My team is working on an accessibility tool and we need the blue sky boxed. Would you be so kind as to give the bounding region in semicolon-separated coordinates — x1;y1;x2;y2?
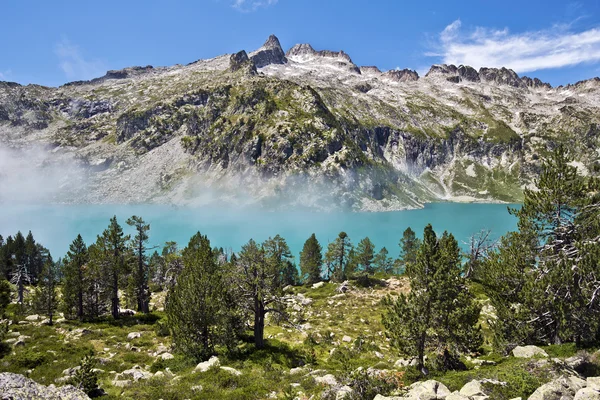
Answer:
2;0;600;87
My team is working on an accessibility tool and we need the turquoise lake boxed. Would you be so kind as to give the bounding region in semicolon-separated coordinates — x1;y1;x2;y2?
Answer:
0;203;518;260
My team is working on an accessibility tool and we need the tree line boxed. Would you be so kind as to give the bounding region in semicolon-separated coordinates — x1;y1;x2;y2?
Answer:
0;209;420;357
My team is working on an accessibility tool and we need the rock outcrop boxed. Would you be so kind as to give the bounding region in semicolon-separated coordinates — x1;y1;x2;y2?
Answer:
382;69;419;82
0;372;90;400
286;43;360;73
479;67;523;87
249;34;287;68
229;50;257;75
512;345;549;359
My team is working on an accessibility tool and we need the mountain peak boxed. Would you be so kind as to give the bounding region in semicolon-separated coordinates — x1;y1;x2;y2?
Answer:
286;43;316;57
382;68;419;82
250;34;287;68
263;34;283;50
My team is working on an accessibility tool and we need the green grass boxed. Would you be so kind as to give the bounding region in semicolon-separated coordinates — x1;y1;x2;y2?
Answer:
2;282;599;399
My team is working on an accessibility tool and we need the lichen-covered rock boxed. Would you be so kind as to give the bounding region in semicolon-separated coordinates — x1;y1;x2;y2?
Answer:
0;372;90;400
574;388;600;400
512;345;549;358
528;376;587;400
404;380;451;399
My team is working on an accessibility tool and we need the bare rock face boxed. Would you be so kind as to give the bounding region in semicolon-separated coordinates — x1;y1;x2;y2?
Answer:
360;66;382;75
229;50;257;75
0;372;90;400
521;76;552;89
457;65;480;82
479;67;524;87
425;64;479;83
425;64;459;77
382;68;419;82
286;43;317;57
286;43;360;73
249;34;288;68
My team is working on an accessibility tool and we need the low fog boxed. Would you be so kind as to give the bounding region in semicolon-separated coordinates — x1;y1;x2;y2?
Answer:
0;145;88;204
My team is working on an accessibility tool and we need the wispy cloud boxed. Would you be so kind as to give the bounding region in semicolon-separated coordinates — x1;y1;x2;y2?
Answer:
232;0;278;12
429;19;600;73
54;38;106;81
0;70;11;80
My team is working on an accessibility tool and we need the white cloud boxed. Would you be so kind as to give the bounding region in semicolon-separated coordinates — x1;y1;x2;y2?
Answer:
232;0;278;12
431;19;600;73
54;38;106;81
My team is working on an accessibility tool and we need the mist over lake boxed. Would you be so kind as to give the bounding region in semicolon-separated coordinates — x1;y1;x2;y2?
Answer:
0;202;517;259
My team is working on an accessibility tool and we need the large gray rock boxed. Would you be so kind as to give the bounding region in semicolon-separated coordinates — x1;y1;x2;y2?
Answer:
512;345;549;358
195;356;220;372
119;365;152;381
446;393;470;400
588;377;600;391
460;380;488;399
0;372;90;399
574;388;600;400
315;374;338;386
404;380;451;399
528;376;587;400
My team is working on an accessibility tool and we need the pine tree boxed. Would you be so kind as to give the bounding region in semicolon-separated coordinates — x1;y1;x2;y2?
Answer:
127;216;151;313
166;232;240;360
482;146;600;346
234;238;286;349
300;233;323;284
1;236;14;280
398;227;420;273
62;235;88;320
263;234;294;286
84;240;111;318
68;351;99;396
325;232;352;282
10;232;31;305
0;279;10;317
148;251;163;289
383;224;482;374
24;231;41;284
355;237;376;276
161;242;182;288
90;216;130;319
32;257;59;325
0;235;5;280
373;247;394;274
282;260;300;286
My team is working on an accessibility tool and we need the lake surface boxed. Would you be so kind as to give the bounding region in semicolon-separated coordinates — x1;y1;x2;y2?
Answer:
0;203;518;260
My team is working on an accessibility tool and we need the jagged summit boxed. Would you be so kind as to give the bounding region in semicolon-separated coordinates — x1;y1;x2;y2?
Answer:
382;68;419;82
360;66;382;75
425;63;552;88
2;34;600;211
262;34;283;50
249;34;287;68
286;43;354;64
285;42;360;74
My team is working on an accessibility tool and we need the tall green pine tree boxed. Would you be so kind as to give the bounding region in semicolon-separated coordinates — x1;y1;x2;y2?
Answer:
383;224;482;373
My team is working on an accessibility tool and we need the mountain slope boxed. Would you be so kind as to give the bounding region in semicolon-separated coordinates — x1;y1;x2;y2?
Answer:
1;35;599;210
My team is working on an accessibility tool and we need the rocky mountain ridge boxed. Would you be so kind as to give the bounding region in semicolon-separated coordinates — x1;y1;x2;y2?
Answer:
0;34;599;210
